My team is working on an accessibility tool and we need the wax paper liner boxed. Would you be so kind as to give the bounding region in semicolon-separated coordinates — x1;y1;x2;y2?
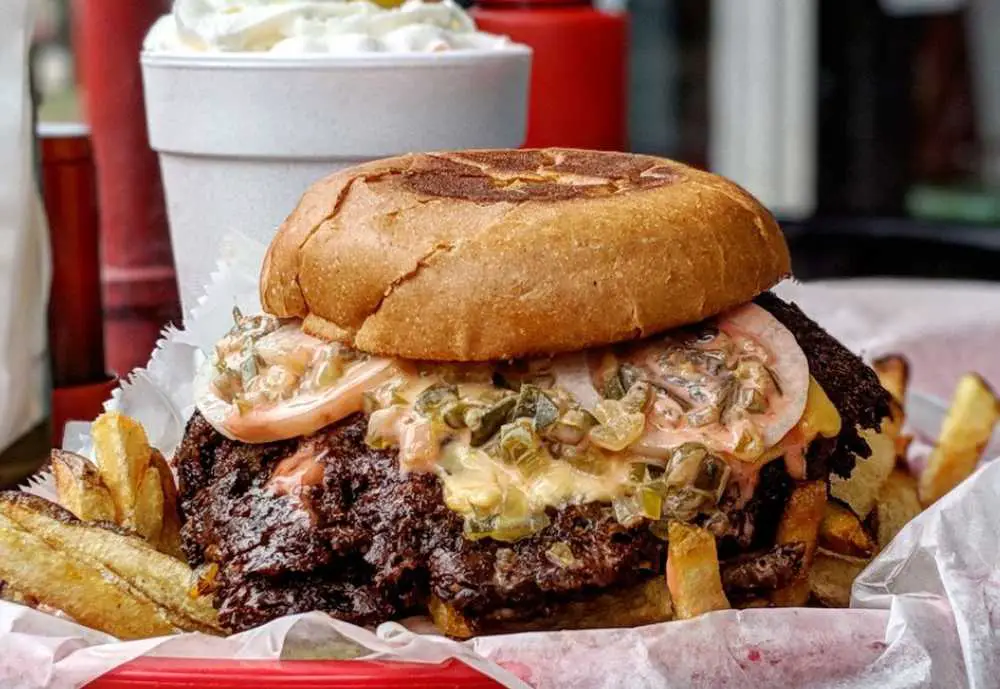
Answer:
7;232;1000;689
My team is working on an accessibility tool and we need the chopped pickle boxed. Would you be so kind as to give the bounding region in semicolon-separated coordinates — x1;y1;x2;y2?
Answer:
589;399;645;452
665;443;708;487
564;449;606;476
604;374;626;400
662;487;707;522
545;542;578;568
470;396;516;446
511;385;560;430
441;399;477;429
497;419;549;475
693;455;730;498
639;486;663;520
620;381;652;413
612;494;645;526
627;462;648;484
547;408;597;445
414;383;459;417
617;363;644;393
239;343;259;389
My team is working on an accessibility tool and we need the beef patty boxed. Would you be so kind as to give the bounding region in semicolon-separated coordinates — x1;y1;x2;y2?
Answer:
175;295;890;632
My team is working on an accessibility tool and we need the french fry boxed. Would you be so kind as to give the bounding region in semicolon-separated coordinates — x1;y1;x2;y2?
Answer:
92;411;155;529
51;450;116;523
0;511;179;640
133;463;166;546
873;354;909;404
883;398;904;444
0;493;222;635
818;501;875;558
0;580;33;606
894;434;913;466
666;521;729;619
809;549;869;608
875;469;923;550
150;450;185;559
830;426;896;519
919;374;1000;506
771;480;826;606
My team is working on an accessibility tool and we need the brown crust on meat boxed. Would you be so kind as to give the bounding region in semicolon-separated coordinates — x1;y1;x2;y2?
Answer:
755;292;893;476
261;149;790;361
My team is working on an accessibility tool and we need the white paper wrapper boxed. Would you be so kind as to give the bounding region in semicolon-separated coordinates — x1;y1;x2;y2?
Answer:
6;234;1000;688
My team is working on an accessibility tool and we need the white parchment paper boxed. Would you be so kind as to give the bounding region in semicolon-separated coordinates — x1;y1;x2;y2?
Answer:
6;234;1000;688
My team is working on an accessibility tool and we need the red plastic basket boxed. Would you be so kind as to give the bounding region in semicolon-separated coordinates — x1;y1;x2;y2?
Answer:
89;657;507;688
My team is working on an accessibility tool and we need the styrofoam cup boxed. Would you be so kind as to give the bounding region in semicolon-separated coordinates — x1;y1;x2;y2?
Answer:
141;49;531;314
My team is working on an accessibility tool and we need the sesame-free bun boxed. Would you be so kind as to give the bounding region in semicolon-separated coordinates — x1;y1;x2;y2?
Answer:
260;149;790;361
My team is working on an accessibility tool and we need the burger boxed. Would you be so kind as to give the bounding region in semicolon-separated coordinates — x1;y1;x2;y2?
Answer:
176;149;892;637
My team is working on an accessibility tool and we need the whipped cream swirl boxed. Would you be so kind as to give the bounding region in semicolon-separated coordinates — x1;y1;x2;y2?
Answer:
144;0;515;54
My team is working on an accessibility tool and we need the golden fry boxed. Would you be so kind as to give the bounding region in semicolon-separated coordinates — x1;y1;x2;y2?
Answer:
150;450;185;559
818;501;875;558
772;480;827;606
895;435;913;466
133;463;165;546
830;426;896;519
92;411;154;529
0;510;178;640
51;450;115;523
919;374;1000;506
883;398;904;443
809;549;869;608
0;493;223;635
875;469;923;550
873;354;910;404
667;521;729;619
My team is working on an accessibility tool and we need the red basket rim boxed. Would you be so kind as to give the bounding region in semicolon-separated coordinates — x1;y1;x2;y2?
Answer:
88;657;507;689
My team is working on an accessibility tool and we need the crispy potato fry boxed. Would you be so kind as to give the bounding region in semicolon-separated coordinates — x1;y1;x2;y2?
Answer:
809;549;869;608
92;411;154;529
830;426;896;519
51;449;116;523
873;354;910;404
667;521;729;619
0;510;178;640
883;398;904;443
133;463;165;546
919;374;1000;506
819;501;875;558
0;493;223;635
150;450;184;559
875;469;923;550
771;481;826;606
0;580;33;606
895;435;913;466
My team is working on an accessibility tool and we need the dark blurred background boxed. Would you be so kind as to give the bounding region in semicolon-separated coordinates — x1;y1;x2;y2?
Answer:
30;0;1000;380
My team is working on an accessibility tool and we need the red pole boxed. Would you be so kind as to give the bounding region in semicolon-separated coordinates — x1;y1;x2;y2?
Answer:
71;0;180;377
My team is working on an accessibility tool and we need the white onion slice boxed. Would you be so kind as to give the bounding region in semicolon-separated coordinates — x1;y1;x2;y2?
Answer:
634;303;810;457
194;353;401;444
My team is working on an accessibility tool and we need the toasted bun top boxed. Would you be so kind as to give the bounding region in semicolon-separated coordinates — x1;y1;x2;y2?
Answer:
260;149;790;361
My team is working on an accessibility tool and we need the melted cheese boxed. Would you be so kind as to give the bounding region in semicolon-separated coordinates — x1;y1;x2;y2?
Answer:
755;376;842;481
438;377;843;521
